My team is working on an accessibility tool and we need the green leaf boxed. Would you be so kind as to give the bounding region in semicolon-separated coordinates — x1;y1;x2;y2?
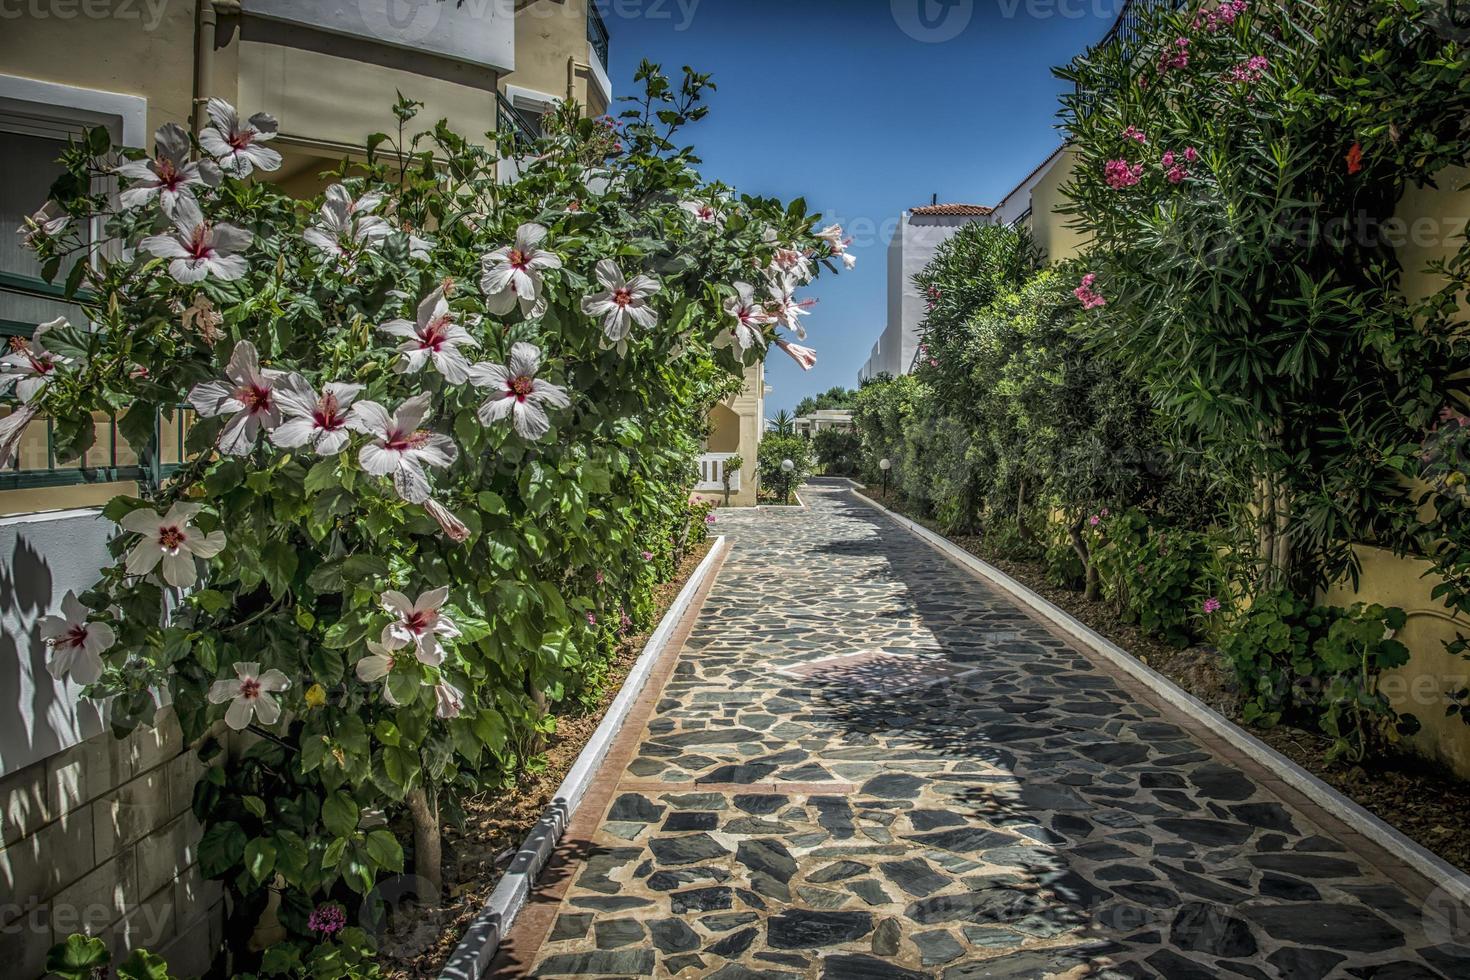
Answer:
365;829;404;872
116;949;174;980
198;820;247;878
244;836;277;883
46;934;110;979
322;790;360;838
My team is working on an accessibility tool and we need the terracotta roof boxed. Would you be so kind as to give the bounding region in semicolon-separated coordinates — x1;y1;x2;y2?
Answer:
910;203;994;216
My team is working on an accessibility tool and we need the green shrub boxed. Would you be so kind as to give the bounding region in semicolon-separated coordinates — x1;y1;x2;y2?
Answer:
757;434;811;502
812;427;860;476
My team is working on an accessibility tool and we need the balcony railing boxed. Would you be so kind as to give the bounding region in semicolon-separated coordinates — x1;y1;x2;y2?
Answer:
587;3;610;72
1098;0;1183;50
0;404;189;495
496;91;540;154
695;452;741;493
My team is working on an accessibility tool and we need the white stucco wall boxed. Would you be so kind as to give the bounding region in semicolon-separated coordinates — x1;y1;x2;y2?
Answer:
0;509;113;778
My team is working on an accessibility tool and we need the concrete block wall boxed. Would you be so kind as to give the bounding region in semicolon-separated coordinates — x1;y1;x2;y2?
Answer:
0;707;223;979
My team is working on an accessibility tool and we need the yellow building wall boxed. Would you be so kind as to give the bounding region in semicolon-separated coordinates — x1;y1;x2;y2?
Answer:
506;0;609;115
697;359;764;508
1028;148;1089;263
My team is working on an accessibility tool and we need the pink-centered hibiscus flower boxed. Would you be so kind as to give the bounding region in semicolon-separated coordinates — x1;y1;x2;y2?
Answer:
208;661;290;730
304;184;391;266
480;222;561;320
139;196;252;283
119;501;227;588
770;246;813;284
766;279;816;340
724;282;774;351
355;631;408;705
199;98;281;177
380;586;460;666
815;224;857;270
17;201;69;247
378;287;478;383
468;342;570;441
350;393;458;504
0;318;70;404
680;200;723;226
187;340;287;455
270;376;363;456
39;590;115;685
115;122;220;216
581;259;661;347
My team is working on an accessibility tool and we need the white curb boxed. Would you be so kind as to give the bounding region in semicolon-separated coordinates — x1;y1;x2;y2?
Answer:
439;535;730;979
851;489;1470;910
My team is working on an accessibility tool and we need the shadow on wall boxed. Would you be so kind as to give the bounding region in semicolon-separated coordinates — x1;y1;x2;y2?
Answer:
0;510;115;776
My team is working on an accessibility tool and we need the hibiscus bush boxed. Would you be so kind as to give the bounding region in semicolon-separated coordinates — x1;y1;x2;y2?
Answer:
9;64;848;972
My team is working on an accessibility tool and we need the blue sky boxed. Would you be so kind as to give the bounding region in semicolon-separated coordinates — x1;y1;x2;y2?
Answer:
605;0;1120;415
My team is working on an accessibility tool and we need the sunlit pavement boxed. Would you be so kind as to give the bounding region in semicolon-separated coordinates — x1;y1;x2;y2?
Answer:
514;482;1470;978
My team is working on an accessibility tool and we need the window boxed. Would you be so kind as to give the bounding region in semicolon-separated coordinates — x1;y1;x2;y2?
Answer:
0;75;150;515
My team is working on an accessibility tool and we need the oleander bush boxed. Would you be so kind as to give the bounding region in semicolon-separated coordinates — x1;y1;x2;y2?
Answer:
9;63;848;975
854;0;1470;762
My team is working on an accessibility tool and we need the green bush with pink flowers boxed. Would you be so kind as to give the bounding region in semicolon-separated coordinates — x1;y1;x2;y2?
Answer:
8;64;849;975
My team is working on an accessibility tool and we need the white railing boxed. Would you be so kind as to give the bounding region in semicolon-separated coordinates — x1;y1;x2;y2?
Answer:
696;452;741;492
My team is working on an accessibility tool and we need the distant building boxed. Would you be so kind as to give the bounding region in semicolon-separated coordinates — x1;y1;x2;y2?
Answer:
792;409;854;440
858;203;993;382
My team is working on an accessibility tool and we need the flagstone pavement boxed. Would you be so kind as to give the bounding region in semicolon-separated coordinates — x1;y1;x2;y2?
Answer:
508;482;1470;979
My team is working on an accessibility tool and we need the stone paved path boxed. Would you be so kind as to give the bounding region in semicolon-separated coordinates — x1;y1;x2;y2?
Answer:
515;484;1470;979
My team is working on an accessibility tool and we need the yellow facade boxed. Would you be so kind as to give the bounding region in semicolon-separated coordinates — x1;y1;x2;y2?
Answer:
697;359;764;508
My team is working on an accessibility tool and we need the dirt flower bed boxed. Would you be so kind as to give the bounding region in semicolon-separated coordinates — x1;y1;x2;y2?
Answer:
377;540;714;978
862;488;1470;876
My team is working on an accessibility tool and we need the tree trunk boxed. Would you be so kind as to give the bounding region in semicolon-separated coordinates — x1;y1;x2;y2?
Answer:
1068;517;1099;601
1016;476;1032;544
406;785;442;898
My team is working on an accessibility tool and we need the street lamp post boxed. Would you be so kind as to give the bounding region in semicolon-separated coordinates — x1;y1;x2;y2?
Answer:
879;457;891;499
780;458;794;504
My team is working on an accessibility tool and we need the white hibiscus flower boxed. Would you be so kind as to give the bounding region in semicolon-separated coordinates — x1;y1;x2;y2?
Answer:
680;200;723;226
349;393;458;504
38;590;115;685
434;679;465;719
304;184;391;266
581;259;661;348
0;318;70;404
199;98;281;176
119;502;227;588
380;586;460;666
139;196;252;283
17;201;70;248
187;341;287;455
378;287;478;384
815;223;857;269
115;122;220;216
479;223;562;320
208;661;290;730
270;375;363;456
776;338;818;371
723;282;774;351
467;342;570;441
356;631;408;705
766;278;816;340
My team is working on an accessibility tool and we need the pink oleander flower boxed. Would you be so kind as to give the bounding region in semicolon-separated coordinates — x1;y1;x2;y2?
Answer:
1104;159;1143;190
1184;146;1199;164
595;570;606;585
620;610;633;634
640;550;654;561
1227;55;1270;84
1166;165;1188;185
1122;125;1147;145
1203;597;1222;615
705;513;717;525
1195;0;1247;31
1101;507;1110;517
1157;37;1189;72
1089;514;1101;527
308;903;347;937
586;611;598;627
1074;273;1107;310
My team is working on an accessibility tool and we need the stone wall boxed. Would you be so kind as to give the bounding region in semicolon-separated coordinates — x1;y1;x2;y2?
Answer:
0;708;223;979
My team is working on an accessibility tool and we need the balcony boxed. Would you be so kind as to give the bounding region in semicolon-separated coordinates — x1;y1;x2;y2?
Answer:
695;452;741;493
587;3;611;73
